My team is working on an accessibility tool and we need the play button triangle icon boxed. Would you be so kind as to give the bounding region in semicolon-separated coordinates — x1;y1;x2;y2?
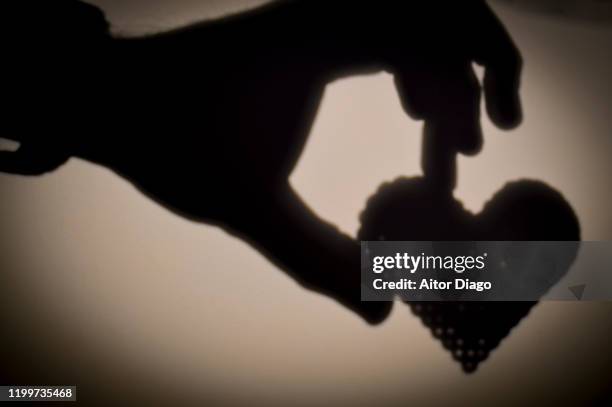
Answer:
568;284;586;300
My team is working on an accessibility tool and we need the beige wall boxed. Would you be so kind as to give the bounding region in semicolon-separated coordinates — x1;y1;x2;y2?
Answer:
1;1;612;405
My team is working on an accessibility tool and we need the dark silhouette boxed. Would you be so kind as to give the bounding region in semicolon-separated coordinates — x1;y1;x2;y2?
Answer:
358;172;580;372
1;0;523;324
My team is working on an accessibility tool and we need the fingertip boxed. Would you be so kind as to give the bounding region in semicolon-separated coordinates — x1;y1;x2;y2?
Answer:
471;0;524;130
486;95;523;130
448;119;484;156
484;72;523;130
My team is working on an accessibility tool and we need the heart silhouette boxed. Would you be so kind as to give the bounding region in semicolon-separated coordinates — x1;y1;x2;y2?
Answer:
357;177;580;372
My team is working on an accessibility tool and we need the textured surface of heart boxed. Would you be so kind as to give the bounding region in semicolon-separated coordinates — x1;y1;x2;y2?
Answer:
358;177;580;372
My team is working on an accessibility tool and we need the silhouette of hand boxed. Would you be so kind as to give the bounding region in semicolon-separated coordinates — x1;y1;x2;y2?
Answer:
229;1;523;189
0;0;523;324
378;1;523;189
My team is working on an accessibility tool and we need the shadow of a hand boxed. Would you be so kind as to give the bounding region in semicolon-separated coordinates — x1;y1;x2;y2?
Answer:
1;0;523;324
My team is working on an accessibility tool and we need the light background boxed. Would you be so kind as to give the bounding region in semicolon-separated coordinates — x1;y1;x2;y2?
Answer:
1;1;612;405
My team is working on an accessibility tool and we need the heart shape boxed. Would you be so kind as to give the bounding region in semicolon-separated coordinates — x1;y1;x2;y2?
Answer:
357;177;580;372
